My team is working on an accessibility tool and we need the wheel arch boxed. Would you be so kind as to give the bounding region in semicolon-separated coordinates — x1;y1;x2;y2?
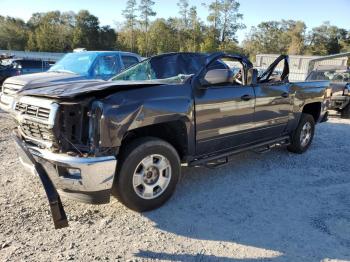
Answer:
302;102;322;123
119;120;190;162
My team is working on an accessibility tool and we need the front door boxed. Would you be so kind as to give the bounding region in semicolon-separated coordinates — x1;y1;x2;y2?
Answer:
194;83;255;156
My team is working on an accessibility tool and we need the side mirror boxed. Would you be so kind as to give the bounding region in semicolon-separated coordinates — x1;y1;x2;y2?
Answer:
247;68;258;85
200;69;233;87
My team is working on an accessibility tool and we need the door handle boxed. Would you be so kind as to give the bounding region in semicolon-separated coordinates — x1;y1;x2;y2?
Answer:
281;92;289;98
241;94;253;101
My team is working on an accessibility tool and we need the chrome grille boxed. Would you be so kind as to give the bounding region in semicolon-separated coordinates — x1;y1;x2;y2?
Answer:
2;83;24;96
15;102;51;120
20;120;54;141
15;97;58;148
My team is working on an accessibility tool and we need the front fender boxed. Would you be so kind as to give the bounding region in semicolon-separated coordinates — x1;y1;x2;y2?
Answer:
96;84;194;149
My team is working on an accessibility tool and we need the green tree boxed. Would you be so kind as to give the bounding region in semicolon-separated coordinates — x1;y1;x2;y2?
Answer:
26;32;37;51
242;20;306;60
138;0;156;56
187;6;203;52
166;17;185;51
203;0;221;51
200;34;218;52
206;0;221;39
72;10;100;50
0;16;28;50
242;21;283;60
175;0;191;51
122;0;138;51
98;26;117;50
147;19;178;54
340;31;350;52
284;20;306;55
177;0;190;29
219;0;244;43
203;0;245;52
306;22;348;55
26;11;74;52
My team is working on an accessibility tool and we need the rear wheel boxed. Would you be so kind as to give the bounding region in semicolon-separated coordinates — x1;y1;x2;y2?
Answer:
341;104;350;118
287;113;315;154
113;137;180;212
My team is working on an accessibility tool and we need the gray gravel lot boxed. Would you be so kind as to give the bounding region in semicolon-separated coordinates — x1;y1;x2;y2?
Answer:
0;110;350;262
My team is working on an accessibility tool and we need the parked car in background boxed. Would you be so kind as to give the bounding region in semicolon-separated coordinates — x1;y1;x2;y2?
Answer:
306;66;350;116
0;59;51;85
12;52;330;228
0;51;142;112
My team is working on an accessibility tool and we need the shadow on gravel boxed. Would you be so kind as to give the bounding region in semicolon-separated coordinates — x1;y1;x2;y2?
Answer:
139;121;350;261
136;250;275;261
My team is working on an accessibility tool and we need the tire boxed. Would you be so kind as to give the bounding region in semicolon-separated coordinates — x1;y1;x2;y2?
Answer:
341;104;350;118
287;113;315;154
112;137;181;212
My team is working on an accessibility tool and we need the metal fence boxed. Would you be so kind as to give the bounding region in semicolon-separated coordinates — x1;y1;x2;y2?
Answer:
0;50;65;62
255;54;349;81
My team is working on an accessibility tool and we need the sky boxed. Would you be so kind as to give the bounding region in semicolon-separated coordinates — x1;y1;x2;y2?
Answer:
0;0;349;44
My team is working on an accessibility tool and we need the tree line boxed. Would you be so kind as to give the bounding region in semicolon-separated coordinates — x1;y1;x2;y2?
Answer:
0;0;349;61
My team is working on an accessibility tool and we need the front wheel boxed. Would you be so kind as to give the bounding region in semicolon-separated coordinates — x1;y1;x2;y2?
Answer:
287;113;315;154
112;137;181;212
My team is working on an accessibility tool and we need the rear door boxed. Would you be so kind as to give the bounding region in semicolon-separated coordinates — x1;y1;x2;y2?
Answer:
253;55;292;140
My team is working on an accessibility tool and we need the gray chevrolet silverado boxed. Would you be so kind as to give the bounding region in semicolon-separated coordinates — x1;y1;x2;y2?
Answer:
12;52;330;228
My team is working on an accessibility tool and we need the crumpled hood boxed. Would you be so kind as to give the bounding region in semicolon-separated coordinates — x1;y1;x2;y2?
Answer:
18;79;165;99
3;71;87;90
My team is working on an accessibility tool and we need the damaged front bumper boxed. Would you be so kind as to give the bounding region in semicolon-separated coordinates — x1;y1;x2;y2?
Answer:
330;95;350;111
13;131;117;229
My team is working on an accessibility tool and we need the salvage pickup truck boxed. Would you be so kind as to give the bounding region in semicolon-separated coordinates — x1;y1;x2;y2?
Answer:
12;52;329;228
306;65;350;117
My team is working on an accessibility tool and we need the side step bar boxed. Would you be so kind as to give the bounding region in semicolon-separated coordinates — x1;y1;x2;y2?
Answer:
189;136;290;168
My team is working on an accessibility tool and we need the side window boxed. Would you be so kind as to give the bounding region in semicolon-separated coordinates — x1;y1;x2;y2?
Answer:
258;56;289;84
30;61;43;68
94;55;119;78
19;60;42;69
269;59;284;82
122;55;140;69
43;61;50;68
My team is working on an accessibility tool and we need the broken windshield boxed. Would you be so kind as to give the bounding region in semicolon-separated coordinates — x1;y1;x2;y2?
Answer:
112;53;209;84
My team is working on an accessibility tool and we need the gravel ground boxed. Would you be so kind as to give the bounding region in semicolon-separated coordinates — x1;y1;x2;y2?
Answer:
0;110;350;262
